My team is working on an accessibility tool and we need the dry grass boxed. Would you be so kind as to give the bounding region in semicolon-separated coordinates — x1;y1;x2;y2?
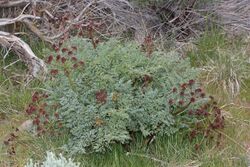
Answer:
212;0;250;35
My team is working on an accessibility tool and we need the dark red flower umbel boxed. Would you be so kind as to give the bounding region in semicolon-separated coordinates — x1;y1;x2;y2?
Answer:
180;83;187;90
79;61;85;66
71;46;77;51
55;48;59;52
33;117;40;125
39;108;46;115
56;55;61;61
195;88;202;93
73;63;79;69
61;57;67;64
32;92;39;102
47;55;53;64
200;93;206;98
190;97;195;103
188;110;193;115
95;89;107;104
68;51;73;56
172;87;177;93
62;48;68;53
168;99;174;105
26;105;37;115
71;56;77;61
178;100;184;106
180;91;185;96
78;31;83;36
188;79;195;86
50;69;59;76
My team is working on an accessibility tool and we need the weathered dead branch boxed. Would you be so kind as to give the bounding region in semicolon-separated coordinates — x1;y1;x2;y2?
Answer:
0;0;51;8
0;0;29;8
0;31;47;78
0;14;40;26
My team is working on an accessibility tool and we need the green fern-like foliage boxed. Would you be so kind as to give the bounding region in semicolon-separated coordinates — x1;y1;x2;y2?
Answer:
41;38;204;154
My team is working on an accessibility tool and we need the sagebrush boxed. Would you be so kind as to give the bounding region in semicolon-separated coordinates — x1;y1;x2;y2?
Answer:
25;151;80;167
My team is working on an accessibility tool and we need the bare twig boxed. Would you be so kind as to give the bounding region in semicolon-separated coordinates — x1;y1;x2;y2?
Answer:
3;59;21;70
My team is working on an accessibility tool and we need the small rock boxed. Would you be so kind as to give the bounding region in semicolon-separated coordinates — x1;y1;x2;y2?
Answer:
18;119;34;132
